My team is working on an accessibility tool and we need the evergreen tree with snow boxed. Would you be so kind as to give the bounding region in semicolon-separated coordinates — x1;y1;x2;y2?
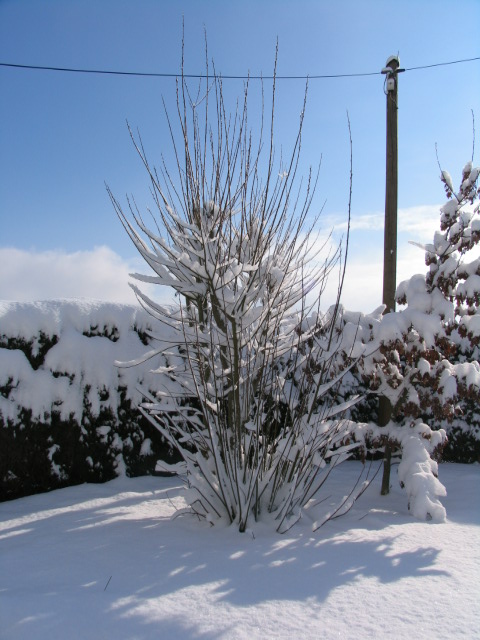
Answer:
306;161;479;518
395;161;480;461
354;160;480;513
376;161;480;447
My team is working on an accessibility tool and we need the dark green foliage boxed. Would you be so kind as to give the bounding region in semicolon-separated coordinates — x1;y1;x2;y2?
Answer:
0;325;179;502
82;324;120;342
0;398;178;501
132;324;152;346
0;332;58;370
441;424;480;463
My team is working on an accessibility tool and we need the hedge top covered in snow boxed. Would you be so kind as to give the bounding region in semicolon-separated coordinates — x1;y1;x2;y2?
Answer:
0;299;151;343
0;298;169;422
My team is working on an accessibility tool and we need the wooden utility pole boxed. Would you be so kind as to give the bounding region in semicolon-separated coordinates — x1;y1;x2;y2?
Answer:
379;55;404;495
382;55;401;314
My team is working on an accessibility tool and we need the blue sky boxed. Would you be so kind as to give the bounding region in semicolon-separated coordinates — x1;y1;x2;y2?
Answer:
1;0;479;311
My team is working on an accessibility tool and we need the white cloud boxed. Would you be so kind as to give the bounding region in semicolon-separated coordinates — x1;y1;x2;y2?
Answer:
317;256;384;313
0;215;435;315
326;203;441;239
397;204;442;237
0;246;162;305
311;203;441;311
314;235;430;313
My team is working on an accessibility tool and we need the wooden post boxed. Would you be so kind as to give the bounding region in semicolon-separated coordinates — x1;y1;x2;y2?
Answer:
379;55;403;495
382;55;400;315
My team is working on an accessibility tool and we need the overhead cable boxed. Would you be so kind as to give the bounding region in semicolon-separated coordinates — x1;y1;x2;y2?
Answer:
0;56;479;80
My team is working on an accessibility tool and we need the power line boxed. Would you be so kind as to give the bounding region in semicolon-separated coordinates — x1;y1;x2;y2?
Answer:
0;62;380;79
0;56;479;80
405;56;480;71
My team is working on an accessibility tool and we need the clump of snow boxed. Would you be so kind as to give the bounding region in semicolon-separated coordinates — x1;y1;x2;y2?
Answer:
352;419;447;522
441;169;454;193
140;438;153;456
396;430;447;522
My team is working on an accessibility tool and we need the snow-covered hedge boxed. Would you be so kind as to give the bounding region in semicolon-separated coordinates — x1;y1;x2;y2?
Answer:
0;295;473;519
0;299;178;501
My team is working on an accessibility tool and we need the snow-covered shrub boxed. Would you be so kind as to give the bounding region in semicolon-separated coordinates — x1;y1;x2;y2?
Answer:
109;57;368;533
0;300;178;501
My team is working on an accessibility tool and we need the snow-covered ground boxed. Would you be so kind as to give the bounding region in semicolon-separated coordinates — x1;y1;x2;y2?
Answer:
1;461;479;640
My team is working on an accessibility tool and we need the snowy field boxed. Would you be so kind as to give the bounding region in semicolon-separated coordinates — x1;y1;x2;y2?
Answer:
1;462;479;640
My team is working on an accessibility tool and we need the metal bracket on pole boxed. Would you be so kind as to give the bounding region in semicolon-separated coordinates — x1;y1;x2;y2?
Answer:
381;56;405;91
